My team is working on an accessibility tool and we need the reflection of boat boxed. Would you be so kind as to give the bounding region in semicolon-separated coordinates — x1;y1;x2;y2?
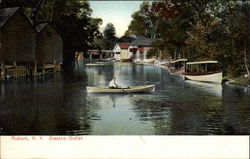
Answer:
169;59;188;76
183;61;222;84
87;85;155;93
185;80;222;97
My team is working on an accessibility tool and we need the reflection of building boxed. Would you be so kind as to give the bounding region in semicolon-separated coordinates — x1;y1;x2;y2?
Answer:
0;7;36;79
130;37;155;63
35;23;63;75
113;43;132;61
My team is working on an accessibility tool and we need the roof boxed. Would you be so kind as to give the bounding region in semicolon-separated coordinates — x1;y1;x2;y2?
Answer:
36;22;63;39
117;43;130;49
170;59;188;63
36;23;48;32
187;61;218;65
131;37;155;46
138;48;145;53
0;7;19;28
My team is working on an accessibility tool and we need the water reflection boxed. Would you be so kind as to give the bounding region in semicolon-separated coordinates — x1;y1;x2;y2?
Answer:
0;61;249;135
185;81;223;97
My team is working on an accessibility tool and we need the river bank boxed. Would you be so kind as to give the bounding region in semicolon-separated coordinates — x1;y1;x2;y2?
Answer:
223;75;250;89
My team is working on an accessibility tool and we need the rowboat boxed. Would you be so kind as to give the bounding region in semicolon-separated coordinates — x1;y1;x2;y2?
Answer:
183;61;222;84
86;63;105;66
87;85;155;93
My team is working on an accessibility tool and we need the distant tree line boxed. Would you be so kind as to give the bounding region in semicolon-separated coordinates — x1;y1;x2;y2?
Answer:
126;0;250;78
91;22;135;51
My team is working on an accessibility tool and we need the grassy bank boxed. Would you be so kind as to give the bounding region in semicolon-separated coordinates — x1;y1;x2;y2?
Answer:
223;75;250;86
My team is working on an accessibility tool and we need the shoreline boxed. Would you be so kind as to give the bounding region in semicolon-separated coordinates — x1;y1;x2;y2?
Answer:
224;82;250;90
158;63;250;90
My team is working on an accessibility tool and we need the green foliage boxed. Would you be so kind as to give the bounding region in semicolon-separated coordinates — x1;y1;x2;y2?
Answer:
147;48;158;58
127;0;250;77
125;2;153;38
91;37;106;50
103;23;117;49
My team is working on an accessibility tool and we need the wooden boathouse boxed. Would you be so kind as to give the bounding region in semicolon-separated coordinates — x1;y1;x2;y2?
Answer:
0;7;36;80
130;37;154;63
35;23;63;75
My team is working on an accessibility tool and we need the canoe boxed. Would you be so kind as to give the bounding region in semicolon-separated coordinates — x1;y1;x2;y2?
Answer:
183;72;222;84
87;85;155;93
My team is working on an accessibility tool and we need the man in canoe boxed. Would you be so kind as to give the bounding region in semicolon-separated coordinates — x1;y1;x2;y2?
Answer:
109;77;120;89
109;77;130;89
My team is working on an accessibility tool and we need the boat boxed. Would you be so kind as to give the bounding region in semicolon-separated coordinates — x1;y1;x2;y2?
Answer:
168;58;188;76
183;61;222;84
85;63;105;66
87;85;155;93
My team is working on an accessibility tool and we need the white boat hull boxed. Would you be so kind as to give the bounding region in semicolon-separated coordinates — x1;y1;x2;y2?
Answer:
169;69;185;77
87;85;155;93
184;72;222;84
86;63;105;66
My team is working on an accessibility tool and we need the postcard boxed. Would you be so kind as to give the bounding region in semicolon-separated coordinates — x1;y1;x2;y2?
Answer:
0;0;249;158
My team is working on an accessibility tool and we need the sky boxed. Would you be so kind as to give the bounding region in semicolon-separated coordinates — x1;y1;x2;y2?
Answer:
89;1;142;37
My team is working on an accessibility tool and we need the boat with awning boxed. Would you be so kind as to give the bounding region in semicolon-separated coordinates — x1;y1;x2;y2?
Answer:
183;61;222;84
168;58;188;76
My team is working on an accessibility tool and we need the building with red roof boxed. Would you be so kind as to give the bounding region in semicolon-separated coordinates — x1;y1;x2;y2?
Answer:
113;43;132;61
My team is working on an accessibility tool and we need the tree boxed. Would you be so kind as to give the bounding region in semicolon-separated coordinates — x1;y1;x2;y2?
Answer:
147;0;191;59
217;1;250;77
125;2;153;38
103;23;117;49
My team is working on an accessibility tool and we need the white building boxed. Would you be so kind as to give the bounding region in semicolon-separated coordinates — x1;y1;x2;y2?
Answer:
113;43;132;61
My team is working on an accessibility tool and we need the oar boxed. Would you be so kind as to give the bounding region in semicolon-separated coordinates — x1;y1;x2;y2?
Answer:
121;88;129;94
121;87;133;96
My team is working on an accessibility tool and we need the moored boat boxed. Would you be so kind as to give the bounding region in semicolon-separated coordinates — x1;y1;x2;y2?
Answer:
87;85;155;93
168;58;188;76
183;61;222;84
86;63;105;66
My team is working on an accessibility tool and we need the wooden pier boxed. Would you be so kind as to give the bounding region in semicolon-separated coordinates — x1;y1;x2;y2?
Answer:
33;63;61;76
0;62;61;80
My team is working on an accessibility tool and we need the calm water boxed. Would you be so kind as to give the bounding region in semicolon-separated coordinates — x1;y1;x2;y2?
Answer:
0;61;250;135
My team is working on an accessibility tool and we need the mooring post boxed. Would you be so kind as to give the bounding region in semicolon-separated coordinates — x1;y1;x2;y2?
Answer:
42;63;45;75
1;61;5;80
14;60;17;78
90;52;92;60
100;53;103;60
33;60;37;76
53;60;56;73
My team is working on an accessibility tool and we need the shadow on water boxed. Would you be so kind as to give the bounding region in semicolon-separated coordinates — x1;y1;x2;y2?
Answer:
0;66;94;135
